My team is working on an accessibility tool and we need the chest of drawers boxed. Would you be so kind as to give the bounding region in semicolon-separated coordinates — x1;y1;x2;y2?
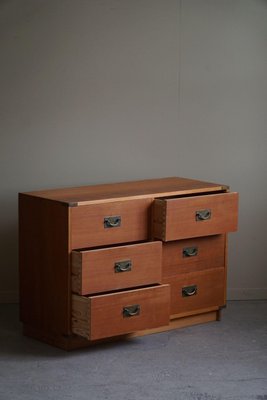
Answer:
19;177;238;350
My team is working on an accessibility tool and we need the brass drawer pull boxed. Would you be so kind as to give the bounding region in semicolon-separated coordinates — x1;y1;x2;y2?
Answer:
183;246;198;257
195;209;211;221
114;260;132;273
123;304;140;318
182;285;197;297
104;216;121;228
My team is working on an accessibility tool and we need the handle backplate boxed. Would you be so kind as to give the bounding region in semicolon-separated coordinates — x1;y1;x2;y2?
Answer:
182;285;197;297
183;246;198;257
195;209;211;221
114;259;132;273
123;304;140;318
104;215;121;228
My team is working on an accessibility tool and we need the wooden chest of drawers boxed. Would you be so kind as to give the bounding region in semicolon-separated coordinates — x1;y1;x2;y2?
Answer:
19;177;238;350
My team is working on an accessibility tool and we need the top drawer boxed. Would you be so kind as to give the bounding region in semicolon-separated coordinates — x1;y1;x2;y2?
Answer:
70;198;152;249
153;192;238;241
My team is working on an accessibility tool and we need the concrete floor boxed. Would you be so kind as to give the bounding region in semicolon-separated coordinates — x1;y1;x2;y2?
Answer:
0;301;266;400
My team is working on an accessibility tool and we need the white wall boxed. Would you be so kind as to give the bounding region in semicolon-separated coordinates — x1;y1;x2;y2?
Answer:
0;0;266;302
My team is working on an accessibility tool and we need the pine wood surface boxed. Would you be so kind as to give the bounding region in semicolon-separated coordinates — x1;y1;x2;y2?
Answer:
153;192;238;241
162;234;225;277
19;194;71;335
129;310;218;338
72;284;170;341
21;177;227;206
163;267;225;315
72;241;162;295
223;235;229;304
170;305;219;320
19;176;237;350
70;198;152;249
23;308;219;350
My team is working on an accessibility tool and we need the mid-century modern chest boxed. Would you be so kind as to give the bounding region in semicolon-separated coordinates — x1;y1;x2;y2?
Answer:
19;177;238;350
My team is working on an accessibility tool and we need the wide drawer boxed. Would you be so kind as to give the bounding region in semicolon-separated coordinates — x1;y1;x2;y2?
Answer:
72;284;170;341
163;268;225;316
72;241;162;295
153;192;238;241
70;198;152;249
162;235;225;278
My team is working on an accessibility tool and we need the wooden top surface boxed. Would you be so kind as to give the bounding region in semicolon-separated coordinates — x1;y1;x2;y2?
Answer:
21;177;228;206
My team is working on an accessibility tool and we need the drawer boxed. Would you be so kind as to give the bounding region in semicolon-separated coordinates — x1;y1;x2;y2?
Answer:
70;198;152;249
162;235;225;278
72;241;162;295
163;268;225;316
153;192;238;241
72;284;170;340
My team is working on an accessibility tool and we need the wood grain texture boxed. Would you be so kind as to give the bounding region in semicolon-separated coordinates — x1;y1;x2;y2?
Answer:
72;285;170;340
19;194;71;335
224;235;229;304
129;310;218;337
72;295;91;339
163;268;225;315
71;241;162;295
71;251;82;294
170;306;219;320
19;176;237;350
152;199;166;240
21;177;227;206
162;235;225;277
153;192;238;241
22;323;95;351
23;308;219;350
70;198;152;249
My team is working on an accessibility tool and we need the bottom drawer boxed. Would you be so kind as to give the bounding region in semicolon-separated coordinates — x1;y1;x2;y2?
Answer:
163;268;225;316
72;285;170;341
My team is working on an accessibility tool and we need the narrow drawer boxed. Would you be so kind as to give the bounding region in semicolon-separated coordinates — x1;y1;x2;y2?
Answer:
163;268;225;316
153;192;238;241
162;235;225;278
70;198;152;249
72;241;162;295
72;284;170;341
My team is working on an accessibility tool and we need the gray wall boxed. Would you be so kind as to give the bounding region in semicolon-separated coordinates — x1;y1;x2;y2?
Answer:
1;0;266;302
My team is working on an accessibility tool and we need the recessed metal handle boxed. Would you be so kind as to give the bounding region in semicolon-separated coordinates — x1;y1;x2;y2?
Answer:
123;304;140;318
104;215;121;228
195;209;211;221
183;246;198;257
114;260;132;273
182;285;197;297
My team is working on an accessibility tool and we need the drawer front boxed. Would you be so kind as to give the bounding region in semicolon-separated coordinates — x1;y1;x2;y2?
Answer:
163;268;225;316
70;198;152;249
153;192;238;241
72;241;162;295
162;235;225;278
72;285;170;341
